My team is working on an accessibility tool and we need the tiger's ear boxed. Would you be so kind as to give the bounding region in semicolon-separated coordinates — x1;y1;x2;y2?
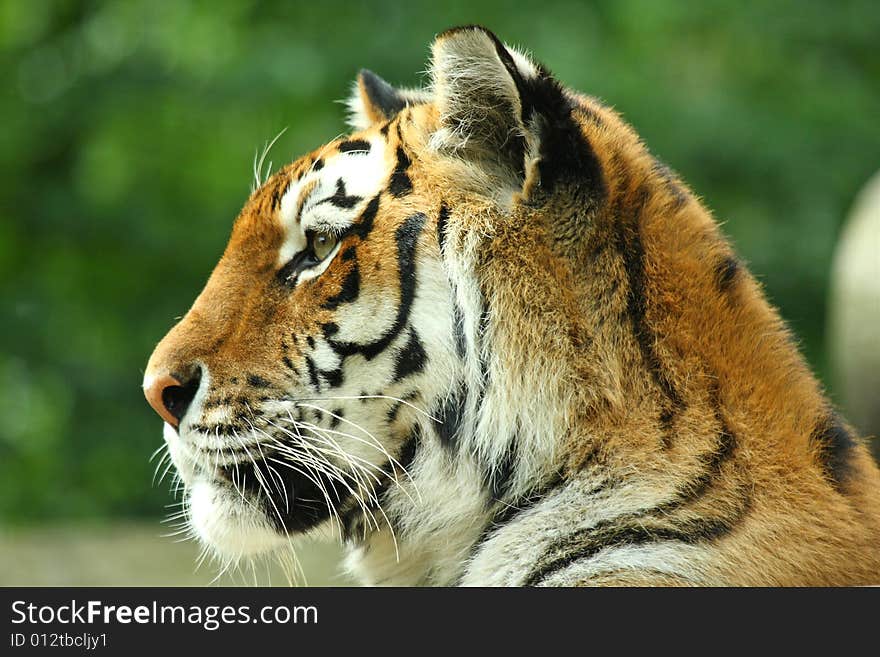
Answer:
346;69;430;130
428;26;544;182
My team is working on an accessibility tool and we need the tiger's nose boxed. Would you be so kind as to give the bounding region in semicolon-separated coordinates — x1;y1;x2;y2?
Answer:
143;367;202;429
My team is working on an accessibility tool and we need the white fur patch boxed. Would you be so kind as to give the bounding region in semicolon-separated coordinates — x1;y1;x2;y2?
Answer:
344;78;374;133
507;46;539;79
276;137;388;269
344;76;432;131
537;543;715;586
189;480;287;558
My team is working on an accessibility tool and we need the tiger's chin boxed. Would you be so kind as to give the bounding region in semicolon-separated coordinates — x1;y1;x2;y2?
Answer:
162;423;288;559
163;422;342;560
188;479;288;559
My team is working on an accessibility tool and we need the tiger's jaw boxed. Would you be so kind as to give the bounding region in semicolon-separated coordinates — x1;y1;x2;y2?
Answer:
188;480;287;559
161;422;287;559
161;414;349;559
151;366;364;559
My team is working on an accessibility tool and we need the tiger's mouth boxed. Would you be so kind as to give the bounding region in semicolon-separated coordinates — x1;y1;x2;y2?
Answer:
160;415;375;558
155;388;421;561
214;454;346;533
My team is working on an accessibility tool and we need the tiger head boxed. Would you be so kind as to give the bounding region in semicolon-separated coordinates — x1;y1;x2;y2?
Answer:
143;26;678;579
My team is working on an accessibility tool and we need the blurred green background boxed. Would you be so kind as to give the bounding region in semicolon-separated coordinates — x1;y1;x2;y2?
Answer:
1;0;878;584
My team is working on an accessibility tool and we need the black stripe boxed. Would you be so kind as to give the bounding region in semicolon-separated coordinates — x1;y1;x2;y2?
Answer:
435;382;467;450
439;205;467;360
659;410;736;510
811;413;857;489
322;263;360;310
485;436;518;501
523;516;741;587
339;502;367;541
389;146;413;197
322;367;344;388
386;391;418;425
325;213;426;361
303;354;344;390
484;30;535;126
397;426;420;472
318;178;362;209
304;356;320;391
392;328;427;382
386;402;402;424
495;59;606;199
270;179;290;211
478;304;491;379
191;421;249;435
246;374;271;389
351;194;379;240
337;139;371;154
614;192;685;419
651;159;687;209
471;299;492;418
715;255;740;294
437;203;450;253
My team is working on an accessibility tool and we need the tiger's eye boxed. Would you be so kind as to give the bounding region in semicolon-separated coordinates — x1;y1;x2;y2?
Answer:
311;232;338;261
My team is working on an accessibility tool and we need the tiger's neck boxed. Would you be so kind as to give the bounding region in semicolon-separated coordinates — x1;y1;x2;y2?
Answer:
341;432;495;586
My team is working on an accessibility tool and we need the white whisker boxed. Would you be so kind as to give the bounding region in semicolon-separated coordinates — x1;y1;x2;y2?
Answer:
252;127;288;192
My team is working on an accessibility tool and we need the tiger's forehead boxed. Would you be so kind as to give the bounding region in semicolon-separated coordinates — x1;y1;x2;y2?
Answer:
275;136;391;265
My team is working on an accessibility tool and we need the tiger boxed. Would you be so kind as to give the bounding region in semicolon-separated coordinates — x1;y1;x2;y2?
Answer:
143;26;880;586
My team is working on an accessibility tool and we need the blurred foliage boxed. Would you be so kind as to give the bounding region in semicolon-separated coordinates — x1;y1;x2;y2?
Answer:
1;0;878;522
